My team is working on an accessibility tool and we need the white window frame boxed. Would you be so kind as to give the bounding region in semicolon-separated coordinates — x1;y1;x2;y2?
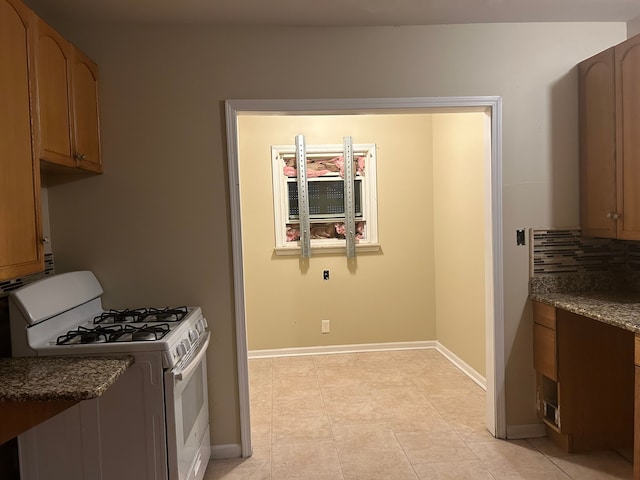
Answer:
271;142;380;255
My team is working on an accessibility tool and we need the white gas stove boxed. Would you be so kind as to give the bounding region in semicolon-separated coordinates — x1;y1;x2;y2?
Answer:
8;271;211;480
9;271;206;368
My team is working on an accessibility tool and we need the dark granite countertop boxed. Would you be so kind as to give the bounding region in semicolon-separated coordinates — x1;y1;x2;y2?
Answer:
0;356;134;402
530;292;640;334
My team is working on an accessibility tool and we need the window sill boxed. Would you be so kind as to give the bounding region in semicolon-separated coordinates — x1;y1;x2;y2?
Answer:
274;243;381;256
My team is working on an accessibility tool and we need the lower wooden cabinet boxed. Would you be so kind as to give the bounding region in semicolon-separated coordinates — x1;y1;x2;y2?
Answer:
532;301;634;454
533;322;557;381
532;302;565;447
634;337;640;479
532;301;558;383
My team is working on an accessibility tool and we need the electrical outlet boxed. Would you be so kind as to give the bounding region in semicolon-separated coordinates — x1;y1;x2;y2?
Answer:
321;319;330;334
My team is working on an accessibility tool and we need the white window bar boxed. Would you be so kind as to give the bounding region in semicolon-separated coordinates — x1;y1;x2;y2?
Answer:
343;136;356;258
295;134;311;257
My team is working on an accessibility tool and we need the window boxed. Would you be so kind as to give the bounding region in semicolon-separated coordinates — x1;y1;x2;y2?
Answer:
271;142;379;254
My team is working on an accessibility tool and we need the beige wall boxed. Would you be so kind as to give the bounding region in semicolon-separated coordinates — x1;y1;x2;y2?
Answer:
628;17;640;37
238;112;488;380
238;114;436;350
39;21;627;446
433;113;487;377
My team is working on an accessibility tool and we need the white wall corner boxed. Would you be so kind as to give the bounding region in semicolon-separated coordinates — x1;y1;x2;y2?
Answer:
210;443;243;460
506;423;546;440
435;341;486;389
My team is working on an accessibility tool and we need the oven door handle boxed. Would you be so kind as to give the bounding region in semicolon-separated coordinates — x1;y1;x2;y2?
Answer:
174;331;210;382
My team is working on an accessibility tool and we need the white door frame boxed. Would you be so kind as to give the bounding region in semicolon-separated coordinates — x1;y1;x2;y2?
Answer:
224;97;505;457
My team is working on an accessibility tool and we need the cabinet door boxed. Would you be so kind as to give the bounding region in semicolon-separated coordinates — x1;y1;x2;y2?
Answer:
635;336;640;479
532;300;556;330
557;309;634;452
578;48;617;238
532;301;558;381
533;323;557;381
33;16;75;168
616;35;640;240
0;0;44;280
72;49;102;173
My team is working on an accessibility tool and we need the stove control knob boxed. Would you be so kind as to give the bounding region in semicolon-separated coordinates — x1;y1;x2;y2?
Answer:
189;329;199;343
195;320;205;334
176;342;188;358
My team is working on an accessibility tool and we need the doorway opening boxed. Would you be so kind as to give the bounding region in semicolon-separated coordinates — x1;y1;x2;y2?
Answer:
225;97;504;457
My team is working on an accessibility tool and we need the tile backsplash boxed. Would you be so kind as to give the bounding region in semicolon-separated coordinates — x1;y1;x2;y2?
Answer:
529;228;640;294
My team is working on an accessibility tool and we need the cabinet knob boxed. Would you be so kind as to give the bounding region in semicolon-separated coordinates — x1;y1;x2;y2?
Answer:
74;153;86;161
607;213;620;220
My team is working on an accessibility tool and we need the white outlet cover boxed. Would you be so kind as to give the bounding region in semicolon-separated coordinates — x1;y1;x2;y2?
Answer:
321;320;330;333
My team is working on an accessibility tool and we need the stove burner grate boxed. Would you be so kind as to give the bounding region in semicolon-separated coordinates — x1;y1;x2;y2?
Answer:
144;306;188;323
57;325;124;345
130;324;170;342
57;323;171;345
93;306;188;324
94;308;147;324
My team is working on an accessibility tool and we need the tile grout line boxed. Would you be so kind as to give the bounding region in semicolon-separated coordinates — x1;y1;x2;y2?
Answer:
269;359;274;480
312;354;347;480
528;441;575;479
242;351;632;480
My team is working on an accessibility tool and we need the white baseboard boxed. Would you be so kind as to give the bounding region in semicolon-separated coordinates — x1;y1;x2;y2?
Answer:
248;340;437;358
435;341;486;390
210;443;242;459
506;423;546;439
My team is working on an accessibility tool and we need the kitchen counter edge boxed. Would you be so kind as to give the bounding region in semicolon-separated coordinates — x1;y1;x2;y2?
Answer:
0;355;134;402
530;292;640;334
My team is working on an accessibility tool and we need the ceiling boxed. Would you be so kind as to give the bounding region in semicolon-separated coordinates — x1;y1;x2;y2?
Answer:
23;0;640;27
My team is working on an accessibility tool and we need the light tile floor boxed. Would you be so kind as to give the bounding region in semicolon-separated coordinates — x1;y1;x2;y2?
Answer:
204;349;633;479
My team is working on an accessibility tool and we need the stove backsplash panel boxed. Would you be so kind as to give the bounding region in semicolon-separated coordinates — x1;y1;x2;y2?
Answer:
0;253;54;357
529;228;640;294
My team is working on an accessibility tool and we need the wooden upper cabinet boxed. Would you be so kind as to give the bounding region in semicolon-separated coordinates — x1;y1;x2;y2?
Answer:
579;34;640;240
578;48;617;238
33;18;75;167
615;35;640;240
33;15;102;173
0;0;44;280
72;51;101;172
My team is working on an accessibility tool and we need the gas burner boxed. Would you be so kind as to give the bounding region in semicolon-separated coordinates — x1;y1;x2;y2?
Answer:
93;306;188;324
144;307;188;323
57;325;124;345
94;308;147;324
57;323;173;345
81;331;107;344
129;324;171;341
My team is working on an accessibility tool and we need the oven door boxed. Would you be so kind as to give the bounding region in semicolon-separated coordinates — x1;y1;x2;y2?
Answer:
164;331;211;480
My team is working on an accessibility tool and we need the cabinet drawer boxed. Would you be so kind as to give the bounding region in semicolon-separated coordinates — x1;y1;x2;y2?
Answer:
533;301;556;330
534;323;557;381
